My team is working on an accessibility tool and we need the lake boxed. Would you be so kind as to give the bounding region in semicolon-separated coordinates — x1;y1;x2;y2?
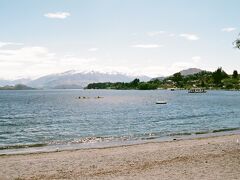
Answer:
0;89;239;153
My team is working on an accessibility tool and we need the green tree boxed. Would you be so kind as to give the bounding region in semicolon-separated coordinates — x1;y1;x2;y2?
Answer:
233;37;240;49
129;78;140;88
131;78;140;84
138;82;158;90
200;80;205;87
222;78;239;89
233;70;238;79
172;72;183;81
172;72;183;87
212;67;228;86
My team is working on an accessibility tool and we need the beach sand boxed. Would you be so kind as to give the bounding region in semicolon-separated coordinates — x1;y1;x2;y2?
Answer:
0;134;239;180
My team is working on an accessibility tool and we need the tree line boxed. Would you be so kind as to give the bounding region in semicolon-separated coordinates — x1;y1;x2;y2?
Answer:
86;68;240;90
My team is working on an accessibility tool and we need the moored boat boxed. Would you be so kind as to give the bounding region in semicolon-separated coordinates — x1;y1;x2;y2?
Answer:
188;88;206;93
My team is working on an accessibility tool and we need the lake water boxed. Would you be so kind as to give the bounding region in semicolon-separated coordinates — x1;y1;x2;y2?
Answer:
0;90;239;153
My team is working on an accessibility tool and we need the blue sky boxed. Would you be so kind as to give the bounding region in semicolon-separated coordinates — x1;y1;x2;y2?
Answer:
0;0;239;79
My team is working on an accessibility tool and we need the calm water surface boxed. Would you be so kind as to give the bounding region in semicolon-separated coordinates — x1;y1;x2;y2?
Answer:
0;90;239;152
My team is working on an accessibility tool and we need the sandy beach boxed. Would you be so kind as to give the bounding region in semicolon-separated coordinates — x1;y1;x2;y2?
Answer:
0;134;239;180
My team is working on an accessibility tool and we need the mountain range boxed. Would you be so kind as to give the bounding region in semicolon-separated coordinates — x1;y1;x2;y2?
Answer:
0;68;204;89
0;71;151;89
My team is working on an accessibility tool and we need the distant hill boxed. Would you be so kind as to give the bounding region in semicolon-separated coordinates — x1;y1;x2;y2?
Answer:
179;68;203;76
0;84;35;90
27;70;151;88
0;78;31;86
151;68;204;81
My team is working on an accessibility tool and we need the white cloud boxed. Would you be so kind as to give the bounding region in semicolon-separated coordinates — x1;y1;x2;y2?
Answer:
44;12;71;19
172;62;195;69
0;46;56;79
169;33;176;37
88;48;99;52
221;27;236;32
0;42;23;48
168;58;201;75
117;60;200;77
130;66;166;77
0;44;99;79
179;33;199;41
192;56;201;63
0;46;55;63
59;55;96;66
131;44;163;48
0;43;191;79
0;42;205;79
0;43;204;79
147;31;166;36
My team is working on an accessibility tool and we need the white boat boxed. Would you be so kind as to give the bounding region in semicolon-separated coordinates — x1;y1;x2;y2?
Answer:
156;101;167;104
188;88;206;93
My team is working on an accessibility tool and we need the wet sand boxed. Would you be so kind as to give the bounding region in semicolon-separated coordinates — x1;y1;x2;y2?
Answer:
0;134;239;180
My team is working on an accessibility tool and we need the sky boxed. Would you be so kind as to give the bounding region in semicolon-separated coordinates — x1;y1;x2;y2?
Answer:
0;0;239;80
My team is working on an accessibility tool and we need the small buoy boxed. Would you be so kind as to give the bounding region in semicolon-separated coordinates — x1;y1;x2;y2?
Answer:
156;101;167;104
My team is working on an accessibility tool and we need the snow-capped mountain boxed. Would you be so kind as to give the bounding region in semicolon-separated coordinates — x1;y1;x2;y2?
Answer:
27;70;151;88
0;68;205;89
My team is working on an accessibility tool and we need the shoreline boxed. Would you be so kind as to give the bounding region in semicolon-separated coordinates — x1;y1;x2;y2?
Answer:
1;129;240;156
0;133;240;179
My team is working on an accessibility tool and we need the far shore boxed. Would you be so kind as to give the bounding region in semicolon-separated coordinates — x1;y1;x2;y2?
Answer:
0;133;239;180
